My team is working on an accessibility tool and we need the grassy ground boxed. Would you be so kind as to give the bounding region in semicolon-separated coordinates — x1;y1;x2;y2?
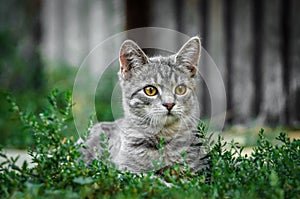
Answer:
3;127;299;168
222;126;300;156
0;90;299;199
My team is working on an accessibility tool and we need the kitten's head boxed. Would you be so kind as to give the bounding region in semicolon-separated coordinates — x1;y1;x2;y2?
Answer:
119;37;201;133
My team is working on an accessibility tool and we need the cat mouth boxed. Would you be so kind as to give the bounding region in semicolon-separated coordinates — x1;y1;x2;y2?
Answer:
165;111;176;119
163;113;179;124
166;111;180;118
166;111;173;116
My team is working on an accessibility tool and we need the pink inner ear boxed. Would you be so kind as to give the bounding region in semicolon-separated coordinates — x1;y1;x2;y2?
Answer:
119;54;127;73
119;46;135;77
188;65;197;77
119;40;150;80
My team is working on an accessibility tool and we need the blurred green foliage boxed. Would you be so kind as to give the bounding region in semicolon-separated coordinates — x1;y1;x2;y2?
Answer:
95;61;121;121
0;27;43;148
0;63;118;148
0;23;117;148
0;52;117;149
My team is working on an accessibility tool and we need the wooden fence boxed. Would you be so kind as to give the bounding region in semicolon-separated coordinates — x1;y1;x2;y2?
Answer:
42;0;300;127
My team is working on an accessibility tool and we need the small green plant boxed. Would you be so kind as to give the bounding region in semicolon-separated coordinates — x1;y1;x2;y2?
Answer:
0;90;299;199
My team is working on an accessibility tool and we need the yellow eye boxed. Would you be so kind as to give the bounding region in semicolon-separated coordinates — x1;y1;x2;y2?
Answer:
175;84;187;95
144;86;158;96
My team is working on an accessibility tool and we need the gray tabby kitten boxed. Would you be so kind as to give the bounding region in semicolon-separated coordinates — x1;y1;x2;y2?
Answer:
79;36;208;173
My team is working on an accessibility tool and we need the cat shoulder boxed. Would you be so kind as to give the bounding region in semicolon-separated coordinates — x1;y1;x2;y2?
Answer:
89;119;125;139
90;121;116;138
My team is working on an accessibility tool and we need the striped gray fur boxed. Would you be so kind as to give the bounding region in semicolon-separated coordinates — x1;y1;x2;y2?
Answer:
78;37;208;173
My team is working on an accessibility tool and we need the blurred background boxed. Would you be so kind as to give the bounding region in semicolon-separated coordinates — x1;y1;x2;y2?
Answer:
0;0;299;149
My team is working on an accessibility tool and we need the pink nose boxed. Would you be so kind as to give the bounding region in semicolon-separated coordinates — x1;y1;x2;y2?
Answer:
163;103;175;111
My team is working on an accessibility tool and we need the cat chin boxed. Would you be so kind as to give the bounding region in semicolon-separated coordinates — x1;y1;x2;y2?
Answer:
161;114;180;127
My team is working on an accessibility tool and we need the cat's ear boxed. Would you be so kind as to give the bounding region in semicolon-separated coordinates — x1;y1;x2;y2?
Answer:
175;36;201;77
119;40;149;79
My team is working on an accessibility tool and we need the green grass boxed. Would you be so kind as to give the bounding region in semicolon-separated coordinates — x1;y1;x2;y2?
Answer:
0;90;299;199
222;126;294;147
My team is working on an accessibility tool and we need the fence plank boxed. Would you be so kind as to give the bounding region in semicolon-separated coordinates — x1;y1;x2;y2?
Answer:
290;0;300;127
251;0;263;119
231;0;254;123
150;0;176;30
207;0;227;127
182;0;201;36
64;0;84;66
42;0;65;62
223;0;233;123
281;0;291;125
260;0;285;125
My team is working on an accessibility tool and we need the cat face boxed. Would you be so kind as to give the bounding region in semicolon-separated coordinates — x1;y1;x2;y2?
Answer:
119;37;201;130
